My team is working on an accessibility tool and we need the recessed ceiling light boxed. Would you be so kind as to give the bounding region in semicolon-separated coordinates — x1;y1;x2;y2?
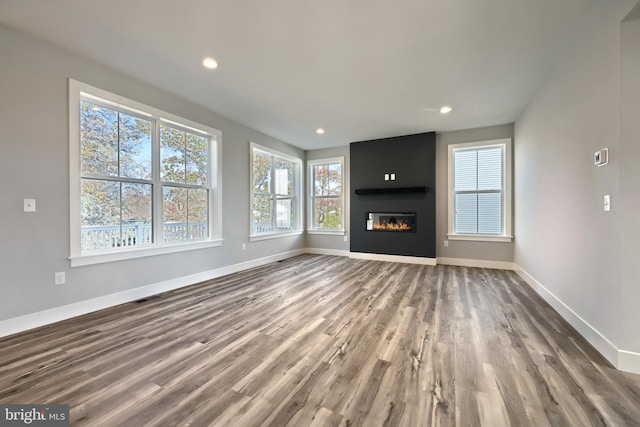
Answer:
202;57;218;70
440;106;453;114
316;128;325;135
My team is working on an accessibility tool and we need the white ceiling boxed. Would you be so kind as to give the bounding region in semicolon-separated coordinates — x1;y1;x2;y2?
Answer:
0;0;603;150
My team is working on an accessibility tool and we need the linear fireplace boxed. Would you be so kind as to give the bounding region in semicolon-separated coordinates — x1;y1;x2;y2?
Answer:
366;212;416;232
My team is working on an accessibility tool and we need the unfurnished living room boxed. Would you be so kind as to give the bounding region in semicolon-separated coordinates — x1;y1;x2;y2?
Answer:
1;1;640;426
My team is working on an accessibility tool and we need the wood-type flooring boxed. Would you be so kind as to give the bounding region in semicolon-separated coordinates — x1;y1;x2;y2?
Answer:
1;255;639;426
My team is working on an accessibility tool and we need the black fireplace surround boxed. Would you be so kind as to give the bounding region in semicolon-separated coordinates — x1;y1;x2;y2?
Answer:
350;132;436;258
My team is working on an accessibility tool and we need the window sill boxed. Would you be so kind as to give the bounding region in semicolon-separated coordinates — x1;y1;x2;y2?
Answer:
447;234;513;243
70;239;223;267
306;229;346;236
249;230;303;242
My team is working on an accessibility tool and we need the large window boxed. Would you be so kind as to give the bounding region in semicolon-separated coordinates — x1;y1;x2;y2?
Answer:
250;143;302;239
69;80;222;266
447;138;512;242
308;158;344;234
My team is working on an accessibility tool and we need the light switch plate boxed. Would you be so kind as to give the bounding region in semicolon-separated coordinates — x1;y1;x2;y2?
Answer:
604;194;611;212
54;272;66;285
594;148;609;166
23;199;36;212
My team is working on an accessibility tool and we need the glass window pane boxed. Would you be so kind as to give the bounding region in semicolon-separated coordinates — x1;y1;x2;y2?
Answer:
163;186;188;242
275;158;294;195
160;125;186;183
119;112;152;180
327;163;342;195
81;178;120;226
313;197;342;230
455;193;477;234
253;152;272;193
454;150;477;192
313;164;328;196
253;194;273;233
188;188;208;239
80;179;120;251
80;101;118;176
121;182;153;246
313;163;342;197
478;147;502;191
122;182;153;245
276;197;294;230
478;192;502;234
186;132;208;185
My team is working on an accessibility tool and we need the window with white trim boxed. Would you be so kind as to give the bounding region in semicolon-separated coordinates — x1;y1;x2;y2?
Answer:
69;80;222;266
447;138;512;242
250;142;302;239
308;158;344;233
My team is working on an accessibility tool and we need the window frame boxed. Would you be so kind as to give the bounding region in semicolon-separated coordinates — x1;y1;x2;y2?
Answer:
307;157;345;235
249;142;303;241
447;138;512;242
69;79;222;267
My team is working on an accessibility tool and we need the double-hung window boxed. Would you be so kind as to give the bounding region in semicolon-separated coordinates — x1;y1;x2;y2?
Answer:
447;138;512;242
69;80;222;266
308;158;345;234
250;142;302;239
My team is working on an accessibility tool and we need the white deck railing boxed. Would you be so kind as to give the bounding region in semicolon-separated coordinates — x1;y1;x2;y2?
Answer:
81;222;208;251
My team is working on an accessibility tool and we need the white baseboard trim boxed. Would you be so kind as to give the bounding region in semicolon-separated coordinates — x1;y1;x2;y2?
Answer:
304;248;351;257
618;350;640;374
437;257;515;270
514;264;640;374
348;252;437;266
0;249;306;339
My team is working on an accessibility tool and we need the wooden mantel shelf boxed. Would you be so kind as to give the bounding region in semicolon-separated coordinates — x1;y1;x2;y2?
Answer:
354;186;428;195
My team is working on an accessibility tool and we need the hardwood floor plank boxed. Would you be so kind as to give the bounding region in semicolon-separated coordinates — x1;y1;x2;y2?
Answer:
1;255;639;426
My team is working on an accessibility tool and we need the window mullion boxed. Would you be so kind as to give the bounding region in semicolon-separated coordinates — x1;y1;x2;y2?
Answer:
153;119;162;245
271;155;276;231
476;149;479;234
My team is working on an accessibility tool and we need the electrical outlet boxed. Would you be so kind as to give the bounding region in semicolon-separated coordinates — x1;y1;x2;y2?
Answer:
54;272;66;285
242;243;246;251
344;235;348;242
444;240;449;247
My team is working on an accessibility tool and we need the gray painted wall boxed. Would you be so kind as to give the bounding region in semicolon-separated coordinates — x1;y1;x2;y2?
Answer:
514;1;637;355
620;5;640;354
435;124;515;262
0;24;305;322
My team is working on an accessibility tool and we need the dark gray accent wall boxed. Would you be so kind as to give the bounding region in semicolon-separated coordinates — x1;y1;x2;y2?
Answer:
350;132;436;257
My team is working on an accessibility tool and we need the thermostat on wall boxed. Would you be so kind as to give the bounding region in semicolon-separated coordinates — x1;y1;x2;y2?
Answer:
594;148;608;166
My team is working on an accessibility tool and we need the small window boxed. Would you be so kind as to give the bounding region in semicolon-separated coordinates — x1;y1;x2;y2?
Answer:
308;158;344;234
69;80;222;266
250;142;302;239
447;138;512;242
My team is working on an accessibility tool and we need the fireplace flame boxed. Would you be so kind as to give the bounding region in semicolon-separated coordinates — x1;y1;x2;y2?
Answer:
373;222;413;231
